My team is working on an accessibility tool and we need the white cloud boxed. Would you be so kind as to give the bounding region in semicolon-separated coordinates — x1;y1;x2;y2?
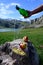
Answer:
0;2;20;9
0;14;7;19
0;3;5;6
20;16;24;19
19;16;30;21
25;18;30;21
5;5;10;9
5;3;20;9
11;3;20;6
0;6;14;15
0;2;20;18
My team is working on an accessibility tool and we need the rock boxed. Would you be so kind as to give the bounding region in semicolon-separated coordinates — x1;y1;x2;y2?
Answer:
1;42;12;54
0;39;29;65
0;59;2;64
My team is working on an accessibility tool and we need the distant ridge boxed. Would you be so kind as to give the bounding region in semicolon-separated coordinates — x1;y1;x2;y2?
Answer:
0;15;43;28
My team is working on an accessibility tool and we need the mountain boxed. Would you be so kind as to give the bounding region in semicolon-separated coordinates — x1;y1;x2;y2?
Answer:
0;15;43;28
0;18;30;29
28;15;43;28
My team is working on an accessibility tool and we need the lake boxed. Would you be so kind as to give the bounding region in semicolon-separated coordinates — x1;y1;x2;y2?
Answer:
0;28;20;32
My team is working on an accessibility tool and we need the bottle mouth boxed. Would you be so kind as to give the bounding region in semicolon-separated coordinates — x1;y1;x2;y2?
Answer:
16;5;19;10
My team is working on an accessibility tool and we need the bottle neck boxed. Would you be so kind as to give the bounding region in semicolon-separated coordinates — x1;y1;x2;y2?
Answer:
16;5;20;10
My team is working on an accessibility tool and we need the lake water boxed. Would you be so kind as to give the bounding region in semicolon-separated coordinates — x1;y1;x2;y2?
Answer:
0;28;20;32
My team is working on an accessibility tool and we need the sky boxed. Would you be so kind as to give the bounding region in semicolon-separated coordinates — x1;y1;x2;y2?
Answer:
0;0;43;21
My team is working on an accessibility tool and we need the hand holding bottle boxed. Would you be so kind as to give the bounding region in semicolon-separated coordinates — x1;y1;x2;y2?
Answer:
23;10;32;18
16;5;43;18
16;5;32;18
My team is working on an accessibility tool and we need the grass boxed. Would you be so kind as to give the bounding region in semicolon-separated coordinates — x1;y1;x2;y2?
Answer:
0;28;43;65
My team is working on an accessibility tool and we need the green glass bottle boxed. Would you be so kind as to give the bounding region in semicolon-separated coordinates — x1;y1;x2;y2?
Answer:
16;5;29;17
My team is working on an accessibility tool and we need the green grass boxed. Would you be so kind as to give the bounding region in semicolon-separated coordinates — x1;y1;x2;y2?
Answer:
0;28;43;65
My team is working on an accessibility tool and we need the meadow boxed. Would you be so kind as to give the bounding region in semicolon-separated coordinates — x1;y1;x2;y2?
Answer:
0;28;43;65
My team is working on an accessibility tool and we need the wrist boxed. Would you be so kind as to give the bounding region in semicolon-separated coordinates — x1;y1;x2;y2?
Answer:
29;11;33;16
27;11;33;16
31;11;35;15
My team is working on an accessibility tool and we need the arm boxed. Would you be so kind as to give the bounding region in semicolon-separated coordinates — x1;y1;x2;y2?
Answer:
24;5;43;18
31;5;43;15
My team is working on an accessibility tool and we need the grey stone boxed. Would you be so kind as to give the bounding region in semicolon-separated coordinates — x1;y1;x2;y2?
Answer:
0;39;30;65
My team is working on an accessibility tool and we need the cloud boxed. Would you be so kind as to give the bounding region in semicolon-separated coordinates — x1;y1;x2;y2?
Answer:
0;3;5;6
0;14;7;19
0;6;14;14
0;2;20;18
5;5;10;9
19;16;30;21
25;19;30;21
20;16;24;19
5;3;20;9
0;2;20;9
10;3;20;6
